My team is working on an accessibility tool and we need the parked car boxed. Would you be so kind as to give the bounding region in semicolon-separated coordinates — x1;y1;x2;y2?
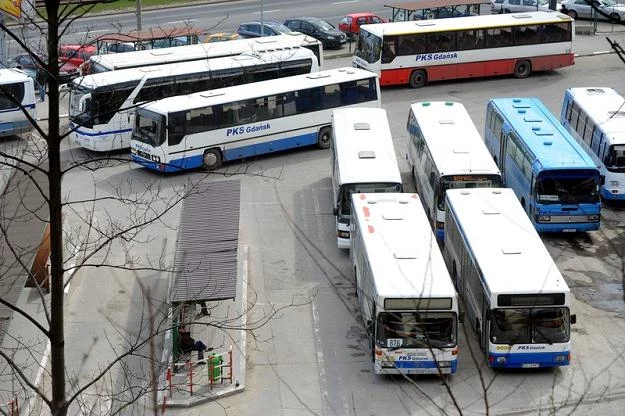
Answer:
7;52;78;86
413;7;477;20
560;0;625;21
284;17;347;49
491;0;558;13
338;13;386;39
236;21;295;38
204;32;241;43
59;44;96;69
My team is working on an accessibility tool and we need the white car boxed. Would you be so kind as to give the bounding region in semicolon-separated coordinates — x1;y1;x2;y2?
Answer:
491;0;559;13
560;0;625;21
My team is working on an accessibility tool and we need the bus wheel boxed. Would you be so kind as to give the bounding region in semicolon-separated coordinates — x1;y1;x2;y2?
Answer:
202;148;223;170
567;10;578;19
317;126;332;149
610;13;620;22
409;70;426;88
513;60;531;79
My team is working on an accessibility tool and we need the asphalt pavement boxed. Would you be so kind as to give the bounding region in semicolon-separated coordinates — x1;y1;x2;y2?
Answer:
0;25;622;414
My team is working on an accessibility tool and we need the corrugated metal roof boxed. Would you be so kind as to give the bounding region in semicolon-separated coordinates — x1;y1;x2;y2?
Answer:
170;180;240;303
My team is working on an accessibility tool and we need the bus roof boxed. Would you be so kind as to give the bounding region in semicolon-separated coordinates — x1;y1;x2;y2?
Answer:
332;107;402;186
0;68;33;83
565;87;625;145
445;188;569;296
141;67;378;114
352;192;456;302
489;97;597;170
360;10;571;36
409;101;501;177
72;47;317;89
88;33;321;70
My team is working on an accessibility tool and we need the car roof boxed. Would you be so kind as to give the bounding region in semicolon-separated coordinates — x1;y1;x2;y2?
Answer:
344;12;380;18
288;17;326;22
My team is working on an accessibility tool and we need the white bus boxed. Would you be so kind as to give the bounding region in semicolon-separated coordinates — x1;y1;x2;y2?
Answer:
0;68;36;137
353;11;574;88
131;67;381;172
443;188;575;369
84;33;324;74
560;87;625;201
69;47;319;152
406;101;502;241
331;107;403;249
350;192;459;375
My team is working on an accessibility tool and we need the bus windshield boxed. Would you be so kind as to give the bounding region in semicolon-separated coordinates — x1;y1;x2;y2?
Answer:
354;30;382;64
437;174;503;210
134;109;166;147
535;171;599;204
605;144;625;173
339;182;402;217
490;308;570;345
376;311;456;349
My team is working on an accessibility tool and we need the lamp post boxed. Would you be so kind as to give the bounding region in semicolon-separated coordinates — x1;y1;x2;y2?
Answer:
136;0;142;31
260;0;264;36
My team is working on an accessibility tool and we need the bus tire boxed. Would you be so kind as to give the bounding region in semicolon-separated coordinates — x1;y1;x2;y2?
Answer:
513;60;531;79
409;70;427;88
317;126;332;149
610;13;620;22
566;10;578;19
202;148;223;170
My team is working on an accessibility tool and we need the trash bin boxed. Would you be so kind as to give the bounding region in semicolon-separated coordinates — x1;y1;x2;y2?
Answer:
209;355;223;381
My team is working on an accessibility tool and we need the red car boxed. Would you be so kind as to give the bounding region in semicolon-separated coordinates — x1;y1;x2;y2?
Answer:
59;44;96;69
338;13;386;39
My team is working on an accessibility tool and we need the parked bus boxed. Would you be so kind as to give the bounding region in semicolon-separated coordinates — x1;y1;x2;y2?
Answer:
131;67;381;172
84;33;324;75
406;101;502;241
331;107;403;249
350;192;459;375
443;187;576;368
560;87;625;201
0;68;36;137
69;47;319;152
353;11;574;88
484;97;601;232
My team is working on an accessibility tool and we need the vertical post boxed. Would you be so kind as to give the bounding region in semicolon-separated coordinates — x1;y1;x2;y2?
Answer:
135;0;142;31
260;0;264;36
0;13;6;68
188;361;193;396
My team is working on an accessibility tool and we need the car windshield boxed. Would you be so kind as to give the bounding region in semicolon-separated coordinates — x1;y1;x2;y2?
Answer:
535;170;600;204
490;308;570;345
316;20;335;30
354;30;382;64
602;0;616;6
268;23;292;33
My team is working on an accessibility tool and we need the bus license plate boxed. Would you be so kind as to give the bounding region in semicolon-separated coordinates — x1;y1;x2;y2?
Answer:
562;228;576;233
522;363;539;368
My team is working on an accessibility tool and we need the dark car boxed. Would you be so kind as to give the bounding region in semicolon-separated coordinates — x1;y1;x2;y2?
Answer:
413;7;477;20
284;17;346;49
7;52;77;86
236;21;295;38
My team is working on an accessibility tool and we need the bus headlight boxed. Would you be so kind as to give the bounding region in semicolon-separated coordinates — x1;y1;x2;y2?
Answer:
537;215;551;223
495;356;507;364
130;147;136;155
337;230;350;238
438;361;451;367
151;155;161;163
587;215;600;222
610;180;619;188
554;354;568;362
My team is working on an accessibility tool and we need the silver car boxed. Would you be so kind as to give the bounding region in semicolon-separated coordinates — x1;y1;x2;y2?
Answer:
491;0;556;13
560;0;625;21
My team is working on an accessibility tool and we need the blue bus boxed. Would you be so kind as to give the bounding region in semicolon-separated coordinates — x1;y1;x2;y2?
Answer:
484;97;601;232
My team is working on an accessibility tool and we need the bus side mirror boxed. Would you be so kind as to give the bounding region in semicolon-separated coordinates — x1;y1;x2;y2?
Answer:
366;319;373;333
600;175;605;185
458;311;465;323
333;206;338;216
79;94;91;112
571;314;577;325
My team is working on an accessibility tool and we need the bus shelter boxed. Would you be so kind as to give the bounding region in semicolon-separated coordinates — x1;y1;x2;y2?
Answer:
385;0;492;21
94;26;204;54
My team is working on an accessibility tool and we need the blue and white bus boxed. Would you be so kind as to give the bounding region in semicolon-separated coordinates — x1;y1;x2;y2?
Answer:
351;193;459;375
444;188;576;369
131;67;381;172
0;68;36;137
484;97;601;232
560;87;625;201
331;107;403;249
69;47;319;152
406;101;502;241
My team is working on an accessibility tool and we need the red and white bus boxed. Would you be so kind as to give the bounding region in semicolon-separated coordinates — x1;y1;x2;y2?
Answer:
352;11;574;88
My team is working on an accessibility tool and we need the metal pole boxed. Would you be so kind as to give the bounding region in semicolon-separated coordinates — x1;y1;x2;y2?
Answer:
0;13;6;67
260;0;264;36
136;0;142;31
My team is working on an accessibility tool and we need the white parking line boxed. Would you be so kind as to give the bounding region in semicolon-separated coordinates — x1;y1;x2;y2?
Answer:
252;9;281;14
167;19;197;24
